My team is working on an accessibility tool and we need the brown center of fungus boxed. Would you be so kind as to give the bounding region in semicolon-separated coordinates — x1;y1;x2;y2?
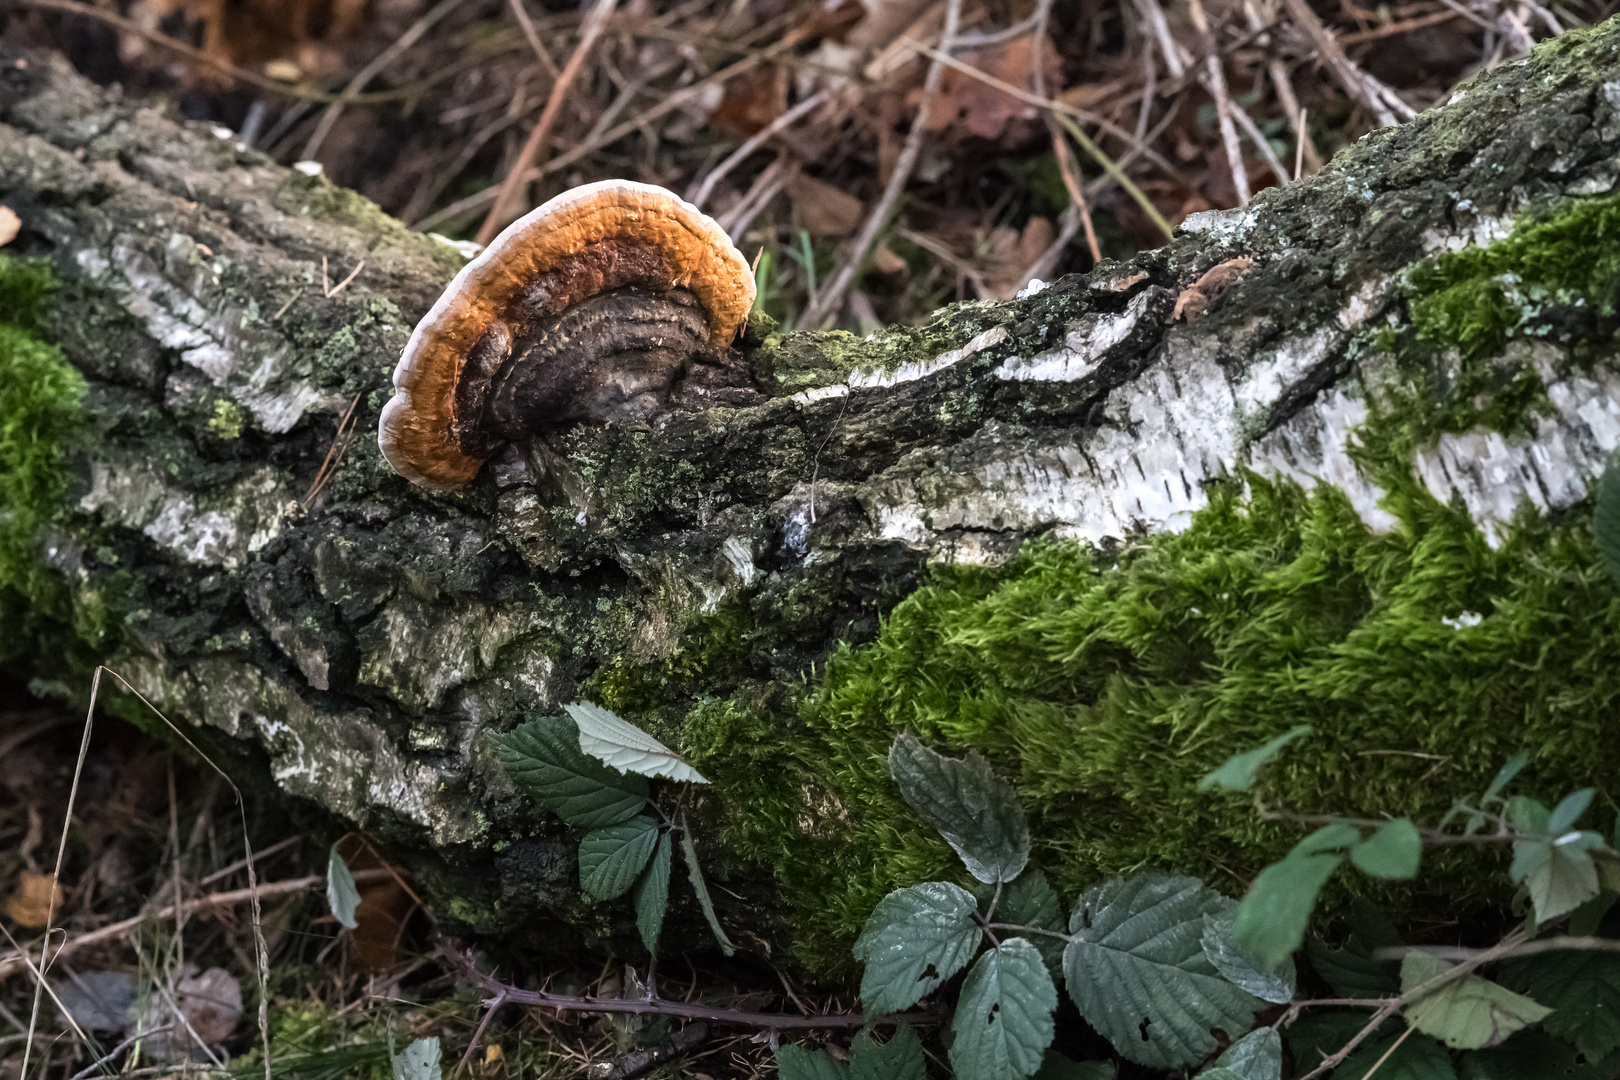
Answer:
377;181;757;490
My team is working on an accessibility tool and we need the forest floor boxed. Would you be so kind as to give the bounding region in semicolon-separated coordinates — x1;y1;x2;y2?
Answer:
1;0;1613;1075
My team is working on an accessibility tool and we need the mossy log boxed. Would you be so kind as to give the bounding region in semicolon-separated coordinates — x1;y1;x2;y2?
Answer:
8;26;1620;972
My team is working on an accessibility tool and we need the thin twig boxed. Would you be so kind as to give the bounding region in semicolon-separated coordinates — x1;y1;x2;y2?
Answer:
64;1025;174;1080
689;89;831;210
197;835;302;887
478;0;621;245
1188;0;1251;205
1227;91;1294;188
718;155;794;242
507;0;563;80
1278;0;1416;126
302;0;465;161
801;0;963;329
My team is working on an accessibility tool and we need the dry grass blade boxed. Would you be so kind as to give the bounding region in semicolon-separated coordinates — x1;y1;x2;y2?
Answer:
478;0;622;245
302;0;465;161
801;0;964;330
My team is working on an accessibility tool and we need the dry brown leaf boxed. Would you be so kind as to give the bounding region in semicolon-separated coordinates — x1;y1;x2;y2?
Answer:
872;243;909;276
1173;256;1257;321
174;966;242;1045
709;65;791;137
4;871;63;928
982;216;1055;299
0;205;19;247
788;174;864;237
847;0;939;52
338;838;415;971
927;34;1062;141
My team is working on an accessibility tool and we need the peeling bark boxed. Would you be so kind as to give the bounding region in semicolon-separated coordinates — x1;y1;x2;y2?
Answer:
8;26;1620;954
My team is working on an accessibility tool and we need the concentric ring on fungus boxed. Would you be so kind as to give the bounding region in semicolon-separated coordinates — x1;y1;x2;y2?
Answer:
378;180;757;490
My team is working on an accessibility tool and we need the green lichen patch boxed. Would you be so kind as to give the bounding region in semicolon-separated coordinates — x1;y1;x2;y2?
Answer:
686;474;1620;976
1407;192;1620;361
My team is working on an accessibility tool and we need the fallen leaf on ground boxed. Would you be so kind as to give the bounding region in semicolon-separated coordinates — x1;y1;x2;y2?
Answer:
4;871;62;927
982;216;1056;299
927;34;1063;141
0;205;18;247
788;174;865;237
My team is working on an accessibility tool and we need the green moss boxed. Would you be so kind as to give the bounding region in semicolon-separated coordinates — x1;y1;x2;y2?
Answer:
685;473;1620;975
208;398;245;440
0;255;87;660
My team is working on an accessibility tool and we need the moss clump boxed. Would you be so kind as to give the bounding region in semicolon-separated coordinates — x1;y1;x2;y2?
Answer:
1407;192;1620;361
0;254;87;661
687;475;1620;976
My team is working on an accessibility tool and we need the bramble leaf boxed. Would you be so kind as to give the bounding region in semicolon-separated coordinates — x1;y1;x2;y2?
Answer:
1402;952;1552;1050
565;702;709;784
951;939;1058;1080
1233;824;1360;970
1549;788;1596;834
889;732;1030;884
1196;725;1312;793
1499;950;1620;1059
854;881;981;1016
579;816;660;901
1032;1053;1115;1079
391;1037;442;1080
776;1045;849;1080
1594;448;1620;587
996;869;1066;978
327;843;360;930
1062;873;1260;1068
1335;1026;1455;1080
1352;819;1422;880
495;715;649;829
679;819;736;957
850;1026;926;1080
632;830;672;953
1460;1030;1620;1079
1202;913;1295;1004
1510;832;1604;925
1211;1025;1282;1080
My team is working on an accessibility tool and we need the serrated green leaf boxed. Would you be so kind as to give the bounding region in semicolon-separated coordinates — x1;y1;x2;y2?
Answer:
631;830;672;953
679;818;735;957
889;732;1029;884
1507;797;1551;836
1459;1029;1620;1080
565;702;708;784
1202;913;1295;1004
850;1026;926;1080
1032;1052;1115;1079
1306;936;1400;999
1196;725;1312;793
776;1044;849;1080
1212;1025;1281;1080
1401;952;1551;1050
951;939;1057;1080
1062;873;1260;1069
579;816;660;901
1285;1010;1386;1070
327;843;360;931
1333;1027;1455;1080
1549;789;1596;835
390;1037;442;1080
854;881;981;1015
1511;833;1604;925
1593;448;1620;587
1499;950;1620;1059
1352;819;1422;880
1233;824;1360;971
495;716;649;829
997;870;1066;978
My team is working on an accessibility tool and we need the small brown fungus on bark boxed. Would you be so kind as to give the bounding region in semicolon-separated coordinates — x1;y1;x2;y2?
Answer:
1172;255;1256;322
378;180;758;490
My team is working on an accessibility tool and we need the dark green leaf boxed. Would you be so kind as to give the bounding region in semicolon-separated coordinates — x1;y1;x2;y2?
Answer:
1511;832;1604;925
951;940;1057;1080
1352;819;1422;880
679;818;735;956
997;870;1066;978
1499;950;1620;1059
854;881;981;1016
326;843;360;931
1401;952;1551;1050
579;816;659;901
1062;873;1260;1069
390;1038;442;1080
1286;1011;1387;1070
1233;824;1359;970
631;830;672;953
1212;1026;1281;1080
1202;913;1294;1004
1483;753;1529;803
1593;449;1620;587
1303;901;1402;999
1333;1027;1455;1080
850;1026;926;1080
776;1045;849;1080
495;716;649;829
1460;1030;1620;1080
1196;725;1312;793
889;732;1030;884
1549;789;1596;835
1032;1052;1115;1079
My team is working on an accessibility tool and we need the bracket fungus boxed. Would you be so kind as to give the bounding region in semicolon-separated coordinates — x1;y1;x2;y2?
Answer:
378;180;758;490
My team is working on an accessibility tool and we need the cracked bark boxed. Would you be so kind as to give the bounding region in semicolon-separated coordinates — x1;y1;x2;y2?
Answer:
7;27;1620;955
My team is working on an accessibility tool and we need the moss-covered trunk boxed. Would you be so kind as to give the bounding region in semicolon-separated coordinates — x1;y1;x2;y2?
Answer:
8;26;1620;970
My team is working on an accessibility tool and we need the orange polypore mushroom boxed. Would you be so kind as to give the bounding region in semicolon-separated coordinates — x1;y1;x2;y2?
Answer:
378;180;757;490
